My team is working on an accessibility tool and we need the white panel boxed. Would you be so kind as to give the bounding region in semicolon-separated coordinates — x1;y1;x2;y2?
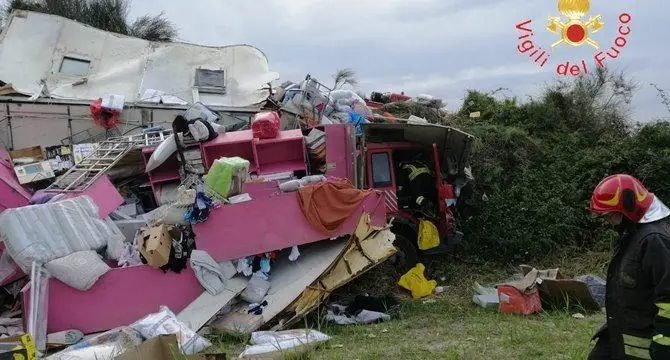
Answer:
0;11;277;108
0;12;61;97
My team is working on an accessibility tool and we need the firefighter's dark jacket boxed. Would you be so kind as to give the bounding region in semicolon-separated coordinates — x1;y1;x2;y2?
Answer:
596;220;670;359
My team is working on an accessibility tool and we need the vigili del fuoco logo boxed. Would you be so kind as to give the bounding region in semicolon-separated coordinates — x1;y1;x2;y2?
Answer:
515;0;631;76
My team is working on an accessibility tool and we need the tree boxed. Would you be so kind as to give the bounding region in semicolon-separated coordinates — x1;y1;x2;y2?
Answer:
3;0;178;42
332;68;358;90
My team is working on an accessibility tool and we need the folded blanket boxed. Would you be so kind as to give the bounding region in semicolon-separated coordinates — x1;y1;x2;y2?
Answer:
190;250;225;295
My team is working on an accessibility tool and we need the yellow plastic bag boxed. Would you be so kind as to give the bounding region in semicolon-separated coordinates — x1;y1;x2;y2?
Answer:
398;263;437;299
418;220;440;250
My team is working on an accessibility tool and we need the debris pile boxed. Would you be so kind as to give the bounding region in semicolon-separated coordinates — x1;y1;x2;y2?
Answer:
472;265;606;315
0;98;402;359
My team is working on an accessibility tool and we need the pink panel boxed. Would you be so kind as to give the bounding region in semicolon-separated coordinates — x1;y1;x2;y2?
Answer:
323;125;352;181
23;264;203;334
194;190;386;261
64;176;123;218
201;130;256;171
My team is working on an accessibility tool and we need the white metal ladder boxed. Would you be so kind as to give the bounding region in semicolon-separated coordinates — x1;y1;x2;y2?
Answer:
45;129;173;192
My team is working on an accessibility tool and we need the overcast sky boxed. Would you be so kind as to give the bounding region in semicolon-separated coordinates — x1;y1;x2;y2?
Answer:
131;0;669;122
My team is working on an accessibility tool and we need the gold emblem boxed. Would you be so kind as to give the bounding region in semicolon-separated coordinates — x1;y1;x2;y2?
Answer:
546;0;604;49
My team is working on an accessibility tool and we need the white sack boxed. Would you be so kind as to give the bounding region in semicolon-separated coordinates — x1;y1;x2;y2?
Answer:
45;251;110;291
145;134;177;172
239;329;331;359
130;306;211;355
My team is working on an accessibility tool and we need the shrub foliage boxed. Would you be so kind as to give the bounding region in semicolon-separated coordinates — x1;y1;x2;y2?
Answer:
455;68;670;263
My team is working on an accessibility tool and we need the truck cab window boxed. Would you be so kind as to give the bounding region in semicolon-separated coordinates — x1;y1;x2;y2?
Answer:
371;152;392;188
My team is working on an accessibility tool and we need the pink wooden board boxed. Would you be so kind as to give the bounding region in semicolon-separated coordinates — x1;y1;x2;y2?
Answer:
63;176;123;218
194;190;386;261
324;124;356;183
22;264;204;334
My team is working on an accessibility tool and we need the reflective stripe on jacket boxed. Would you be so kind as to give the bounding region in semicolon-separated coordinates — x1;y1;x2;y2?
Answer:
401;163;430;181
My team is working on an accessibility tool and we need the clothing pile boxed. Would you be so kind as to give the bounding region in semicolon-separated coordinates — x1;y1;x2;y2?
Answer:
326;295;399;325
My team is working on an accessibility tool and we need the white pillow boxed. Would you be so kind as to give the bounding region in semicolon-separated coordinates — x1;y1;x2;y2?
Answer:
45;251;110;291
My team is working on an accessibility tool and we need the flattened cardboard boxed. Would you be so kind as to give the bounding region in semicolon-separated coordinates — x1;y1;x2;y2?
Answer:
538;279;601;311
9;146;44;163
115;334;225;360
137;225;174;268
115;334;177;360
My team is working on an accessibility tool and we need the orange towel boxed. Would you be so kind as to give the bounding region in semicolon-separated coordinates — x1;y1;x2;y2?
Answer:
297;180;373;236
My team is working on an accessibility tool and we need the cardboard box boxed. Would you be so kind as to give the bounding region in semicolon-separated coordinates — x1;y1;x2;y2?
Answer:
116;335;225;360
9;146;43;164
137;225;176;268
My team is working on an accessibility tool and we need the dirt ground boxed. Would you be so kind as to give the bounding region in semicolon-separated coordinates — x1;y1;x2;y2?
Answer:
215;252;610;359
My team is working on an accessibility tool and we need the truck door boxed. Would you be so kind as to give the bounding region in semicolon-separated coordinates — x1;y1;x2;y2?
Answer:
366;149;398;214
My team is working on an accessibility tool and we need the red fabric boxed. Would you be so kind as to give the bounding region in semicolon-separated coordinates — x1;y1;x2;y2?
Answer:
252;111;280;139
590;174;654;223
90;98;120;129
297;180;373;236
498;285;542;315
438;183;455;213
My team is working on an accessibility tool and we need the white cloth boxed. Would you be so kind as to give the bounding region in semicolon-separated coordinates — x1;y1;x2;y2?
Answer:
639;196;670;223
236;258;253;277
189;250;226;295
117;243;142;268
326;309;391;325
188;120;210;141
289;246;300;262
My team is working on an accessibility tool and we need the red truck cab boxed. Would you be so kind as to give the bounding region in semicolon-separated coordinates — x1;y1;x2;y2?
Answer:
308;122;474;271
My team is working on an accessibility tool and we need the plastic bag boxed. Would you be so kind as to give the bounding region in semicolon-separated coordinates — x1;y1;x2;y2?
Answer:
239;329;330;359
252;111;280;139
397;263;437;299
241;273;271;304
328;90;372;117
90;98;120;129
418;220;440;250
348;112;369;136
129;306;211;355
204;157;250;198
498;285;542;315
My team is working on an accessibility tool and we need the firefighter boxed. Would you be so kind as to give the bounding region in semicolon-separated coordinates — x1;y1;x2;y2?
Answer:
399;159;434;213
588;174;670;360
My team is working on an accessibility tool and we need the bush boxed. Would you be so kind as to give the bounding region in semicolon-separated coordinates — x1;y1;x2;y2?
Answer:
456;68;670;263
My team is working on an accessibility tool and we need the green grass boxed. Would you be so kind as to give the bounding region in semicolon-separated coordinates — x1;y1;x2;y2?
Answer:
215;253;610;359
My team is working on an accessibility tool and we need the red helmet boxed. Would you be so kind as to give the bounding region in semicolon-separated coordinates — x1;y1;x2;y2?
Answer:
590;174;654;223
